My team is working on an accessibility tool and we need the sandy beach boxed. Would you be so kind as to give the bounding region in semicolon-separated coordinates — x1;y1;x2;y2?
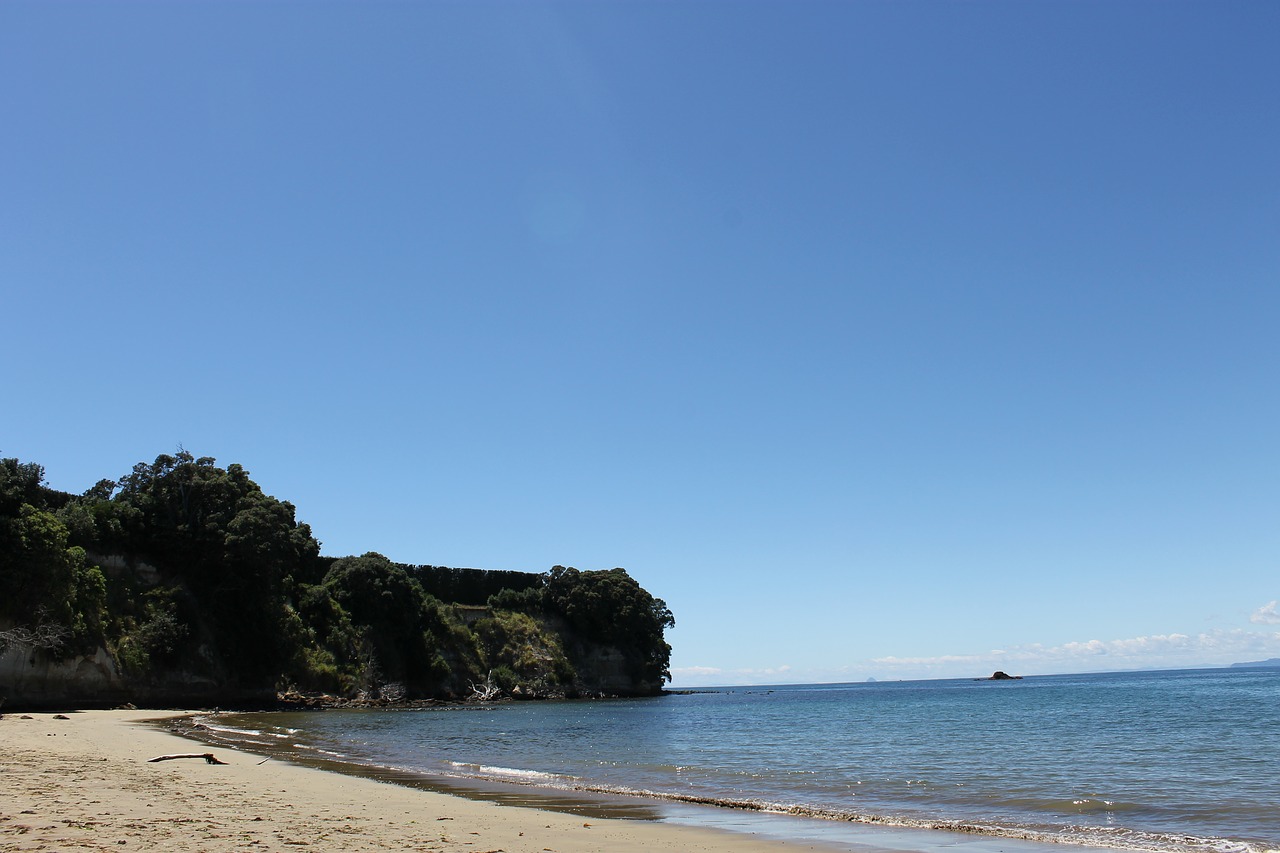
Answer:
0;709;852;852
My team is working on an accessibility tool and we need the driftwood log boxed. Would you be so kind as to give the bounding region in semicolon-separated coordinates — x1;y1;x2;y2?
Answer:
147;753;228;765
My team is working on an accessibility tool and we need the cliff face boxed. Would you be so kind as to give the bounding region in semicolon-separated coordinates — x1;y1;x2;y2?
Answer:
0;636;274;710
432;610;665;701
0;637;661;709
0;574;665;709
540;614;664;697
1;644;123;707
573;645;659;696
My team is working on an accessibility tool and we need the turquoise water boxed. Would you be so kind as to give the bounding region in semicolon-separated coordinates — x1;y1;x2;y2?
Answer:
206;667;1279;853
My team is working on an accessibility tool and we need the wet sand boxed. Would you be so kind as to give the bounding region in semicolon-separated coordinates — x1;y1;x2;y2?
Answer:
0;709;850;852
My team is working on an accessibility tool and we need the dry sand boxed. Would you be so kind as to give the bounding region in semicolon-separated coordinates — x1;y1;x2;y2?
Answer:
0;709;848;852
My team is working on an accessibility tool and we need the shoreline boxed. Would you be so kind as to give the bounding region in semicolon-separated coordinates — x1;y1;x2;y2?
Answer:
167;710;1136;853
0;709;863;852
0;709;1133;853
162;712;1078;848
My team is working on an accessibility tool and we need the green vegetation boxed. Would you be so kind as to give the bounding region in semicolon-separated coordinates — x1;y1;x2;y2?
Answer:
0;451;673;703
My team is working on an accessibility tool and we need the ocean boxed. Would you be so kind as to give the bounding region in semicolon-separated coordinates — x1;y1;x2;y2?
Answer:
196;667;1279;853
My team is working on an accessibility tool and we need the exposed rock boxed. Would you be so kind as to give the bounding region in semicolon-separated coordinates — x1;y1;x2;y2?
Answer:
0;643;274;711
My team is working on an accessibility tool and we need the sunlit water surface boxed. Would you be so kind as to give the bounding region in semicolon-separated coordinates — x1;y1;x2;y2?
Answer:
200;668;1280;853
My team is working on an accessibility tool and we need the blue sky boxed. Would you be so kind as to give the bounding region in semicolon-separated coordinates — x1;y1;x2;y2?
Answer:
3;1;1277;685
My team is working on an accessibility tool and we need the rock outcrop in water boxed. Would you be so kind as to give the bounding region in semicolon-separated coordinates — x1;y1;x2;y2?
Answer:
987;671;1022;680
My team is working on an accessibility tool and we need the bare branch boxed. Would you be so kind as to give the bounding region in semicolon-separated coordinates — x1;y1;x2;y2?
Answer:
0;609;70;653
469;670;503;702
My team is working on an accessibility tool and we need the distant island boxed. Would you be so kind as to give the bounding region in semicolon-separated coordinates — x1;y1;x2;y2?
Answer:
1;452;674;709
1230;658;1280;668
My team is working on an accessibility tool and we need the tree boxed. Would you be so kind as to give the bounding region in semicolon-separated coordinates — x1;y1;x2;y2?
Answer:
322;553;449;693
105;451;323;684
0;459;108;655
0;458;46;513
543;566;675;687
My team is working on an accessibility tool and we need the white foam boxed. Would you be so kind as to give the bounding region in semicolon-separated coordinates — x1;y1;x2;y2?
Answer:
445;761;561;782
199;722;263;736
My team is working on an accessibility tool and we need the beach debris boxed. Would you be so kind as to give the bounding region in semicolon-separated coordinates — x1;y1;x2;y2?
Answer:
276;687;440;709
53;714;71;720
147;753;229;765
468;671;504;702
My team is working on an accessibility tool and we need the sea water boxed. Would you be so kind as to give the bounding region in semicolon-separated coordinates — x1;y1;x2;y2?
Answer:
201;667;1279;853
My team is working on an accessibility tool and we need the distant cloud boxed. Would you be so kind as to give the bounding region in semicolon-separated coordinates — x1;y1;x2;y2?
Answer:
669;663;792;686
670;626;1280;687
869;629;1280;678
1250;601;1280;625
748;664;792;676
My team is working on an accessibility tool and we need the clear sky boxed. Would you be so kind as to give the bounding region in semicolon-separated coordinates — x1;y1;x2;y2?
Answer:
3;1;1277;685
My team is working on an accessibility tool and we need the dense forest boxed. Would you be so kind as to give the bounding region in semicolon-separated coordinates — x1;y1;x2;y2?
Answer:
0;452;673;707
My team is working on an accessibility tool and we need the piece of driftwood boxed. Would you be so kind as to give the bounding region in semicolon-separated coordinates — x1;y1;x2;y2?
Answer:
147;753;228;765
